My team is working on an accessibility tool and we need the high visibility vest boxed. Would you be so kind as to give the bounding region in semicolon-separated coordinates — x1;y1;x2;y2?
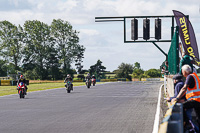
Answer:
186;72;200;102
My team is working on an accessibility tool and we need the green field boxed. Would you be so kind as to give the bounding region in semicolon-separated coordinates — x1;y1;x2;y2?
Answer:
0;82;88;96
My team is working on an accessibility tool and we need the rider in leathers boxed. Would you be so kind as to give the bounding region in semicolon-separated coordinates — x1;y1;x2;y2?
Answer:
85;73;91;84
85;73;91;81
92;75;96;79
92;75;96;84
64;74;73;90
17;75;28;95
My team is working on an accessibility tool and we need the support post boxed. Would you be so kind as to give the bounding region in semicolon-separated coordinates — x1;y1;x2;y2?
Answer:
124;18;126;43
175;26;179;73
152;42;168;59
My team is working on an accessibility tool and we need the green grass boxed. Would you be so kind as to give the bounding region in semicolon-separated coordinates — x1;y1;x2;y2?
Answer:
0;82;90;96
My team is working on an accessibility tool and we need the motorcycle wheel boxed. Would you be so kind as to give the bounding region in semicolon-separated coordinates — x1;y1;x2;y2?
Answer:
19;91;24;98
67;87;71;93
67;89;71;93
87;84;90;88
93;82;95;86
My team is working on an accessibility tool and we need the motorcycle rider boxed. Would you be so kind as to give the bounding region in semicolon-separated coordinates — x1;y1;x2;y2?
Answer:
85;73;91;81
92;75;96;85
17;75;28;95
85;73;91;87
64;74;73;90
92;75;96;79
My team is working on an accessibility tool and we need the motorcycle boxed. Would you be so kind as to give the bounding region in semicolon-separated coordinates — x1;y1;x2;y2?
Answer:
17;82;25;98
86;79;91;88
65;81;72;93
91;78;96;86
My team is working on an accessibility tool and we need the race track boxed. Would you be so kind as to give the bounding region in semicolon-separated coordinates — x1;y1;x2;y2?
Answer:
0;81;162;133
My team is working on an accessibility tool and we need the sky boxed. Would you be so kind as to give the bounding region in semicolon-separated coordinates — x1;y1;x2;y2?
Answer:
1;0;200;71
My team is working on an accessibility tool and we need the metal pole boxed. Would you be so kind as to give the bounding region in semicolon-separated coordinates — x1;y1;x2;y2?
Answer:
176;26;179;73
124;18;126;43
152;42;168;58
171;16;174;39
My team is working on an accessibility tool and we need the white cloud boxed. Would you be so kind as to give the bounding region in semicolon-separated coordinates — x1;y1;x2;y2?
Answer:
56;0;78;12
1;0;200;71
80;29;99;36
114;0;160;16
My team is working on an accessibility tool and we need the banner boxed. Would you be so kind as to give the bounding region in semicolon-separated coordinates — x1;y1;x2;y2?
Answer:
173;10;200;66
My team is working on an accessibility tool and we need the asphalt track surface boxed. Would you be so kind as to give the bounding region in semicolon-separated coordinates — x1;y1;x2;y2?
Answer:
0;81;163;133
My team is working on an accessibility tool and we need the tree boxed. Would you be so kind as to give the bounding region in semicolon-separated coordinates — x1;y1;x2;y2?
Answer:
23;20;52;79
132;62;144;78
0;19;85;80
79;69;89;74
24;69;39;80
89;60;106;79
115;63;133;81
45;46;61;80
0;59;8;76
134;62;141;69
145;69;161;78
132;69;144;78
50;19;85;77
0;21;23;72
74;45;85;74
77;74;85;80
6;63;16;75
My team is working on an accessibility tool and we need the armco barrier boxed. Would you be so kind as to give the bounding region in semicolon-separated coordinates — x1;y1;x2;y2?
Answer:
132;78;140;81
0;80;29;86
141;78;162;81
159;102;183;133
100;79;118;82
96;79;100;82
1;80;11;86
117;78;128;81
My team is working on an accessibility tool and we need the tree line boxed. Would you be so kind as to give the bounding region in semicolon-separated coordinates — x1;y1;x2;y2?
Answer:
114;62;161;80
0;19;85;80
86;60;161;81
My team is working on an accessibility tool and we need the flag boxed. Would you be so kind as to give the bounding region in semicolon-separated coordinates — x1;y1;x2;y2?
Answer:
173;10;200;66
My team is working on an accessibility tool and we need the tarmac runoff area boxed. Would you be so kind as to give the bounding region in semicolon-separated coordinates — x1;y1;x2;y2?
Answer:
0;81;163;133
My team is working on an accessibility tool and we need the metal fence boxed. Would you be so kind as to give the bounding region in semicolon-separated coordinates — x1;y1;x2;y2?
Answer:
168;26;179;75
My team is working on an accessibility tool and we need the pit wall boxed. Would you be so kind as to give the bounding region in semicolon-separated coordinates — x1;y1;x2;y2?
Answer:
159;75;184;133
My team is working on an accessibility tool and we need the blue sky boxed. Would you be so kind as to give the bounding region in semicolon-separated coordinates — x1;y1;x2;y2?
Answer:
1;0;200;71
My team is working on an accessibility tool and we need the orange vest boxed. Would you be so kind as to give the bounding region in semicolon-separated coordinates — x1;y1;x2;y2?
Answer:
186;72;200;102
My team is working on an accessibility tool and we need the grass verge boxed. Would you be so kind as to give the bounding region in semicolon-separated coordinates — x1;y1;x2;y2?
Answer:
0;82;105;96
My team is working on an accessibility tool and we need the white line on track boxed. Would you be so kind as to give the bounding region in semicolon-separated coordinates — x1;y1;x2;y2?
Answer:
152;84;163;133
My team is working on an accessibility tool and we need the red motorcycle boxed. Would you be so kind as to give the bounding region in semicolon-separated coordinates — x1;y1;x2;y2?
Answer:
91;78;96;86
17;82;25;98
